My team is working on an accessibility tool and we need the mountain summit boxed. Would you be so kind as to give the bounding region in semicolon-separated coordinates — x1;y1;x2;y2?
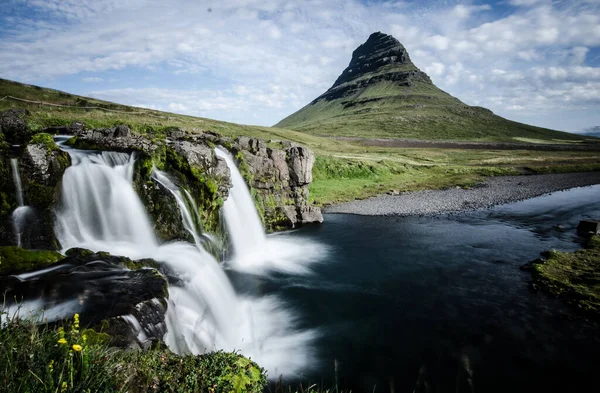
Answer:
276;32;582;142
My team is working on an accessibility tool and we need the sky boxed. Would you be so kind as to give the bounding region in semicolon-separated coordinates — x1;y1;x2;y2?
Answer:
1;0;599;133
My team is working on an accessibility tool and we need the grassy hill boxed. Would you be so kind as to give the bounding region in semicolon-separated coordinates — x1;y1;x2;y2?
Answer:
2;77;599;206
276;32;589;143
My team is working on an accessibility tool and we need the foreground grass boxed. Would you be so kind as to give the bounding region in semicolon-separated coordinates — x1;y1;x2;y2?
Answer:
526;236;600;318
0;313;265;393
3;78;600;206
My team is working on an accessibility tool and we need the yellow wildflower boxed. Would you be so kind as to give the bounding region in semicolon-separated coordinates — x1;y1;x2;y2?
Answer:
57;338;67;345
82;334;87;343
61;381;68;392
72;344;82;352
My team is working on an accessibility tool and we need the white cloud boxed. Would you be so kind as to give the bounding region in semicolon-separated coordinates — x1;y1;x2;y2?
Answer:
0;0;598;130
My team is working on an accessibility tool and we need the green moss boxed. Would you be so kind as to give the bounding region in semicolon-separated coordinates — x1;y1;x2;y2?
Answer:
164;147;222;233
123;350;266;393
29;132;59;151
529;236;600;318
65;136;77;146
0;246;64;275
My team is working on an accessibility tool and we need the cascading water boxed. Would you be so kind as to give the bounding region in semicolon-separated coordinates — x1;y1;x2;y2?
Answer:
151;169;204;248
216;147;327;275
214;147;266;256
10;157;33;247
11;158;24;207
54;145;317;377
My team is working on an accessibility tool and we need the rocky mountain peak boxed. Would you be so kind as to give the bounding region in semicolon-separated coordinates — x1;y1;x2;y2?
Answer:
332;32;414;88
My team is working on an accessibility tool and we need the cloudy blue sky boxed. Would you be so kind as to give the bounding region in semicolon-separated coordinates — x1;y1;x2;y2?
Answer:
1;0;599;133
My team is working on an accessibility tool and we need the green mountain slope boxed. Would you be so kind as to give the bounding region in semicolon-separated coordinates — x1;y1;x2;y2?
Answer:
276;32;587;143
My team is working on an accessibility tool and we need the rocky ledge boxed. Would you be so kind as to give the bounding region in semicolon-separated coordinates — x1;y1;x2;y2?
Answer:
67;123;323;237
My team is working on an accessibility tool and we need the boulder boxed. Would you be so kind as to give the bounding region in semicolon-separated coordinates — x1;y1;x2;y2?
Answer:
0;109;30;143
287;145;315;185
113;124;131;138
577;220;600;235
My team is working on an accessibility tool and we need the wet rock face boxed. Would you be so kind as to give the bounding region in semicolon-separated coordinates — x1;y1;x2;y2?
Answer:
0;249;168;321
21;143;70;187
234;137;323;229
17;135;71;249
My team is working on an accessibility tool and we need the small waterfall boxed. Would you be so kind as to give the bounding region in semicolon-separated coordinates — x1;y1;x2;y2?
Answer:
10;158;24;207
10;157;33;247
54;146;315;377
216;147;327;275
214;148;266;256
151;169;204;248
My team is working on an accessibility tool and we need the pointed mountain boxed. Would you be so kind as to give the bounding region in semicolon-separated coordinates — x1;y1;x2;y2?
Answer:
276;32;584;142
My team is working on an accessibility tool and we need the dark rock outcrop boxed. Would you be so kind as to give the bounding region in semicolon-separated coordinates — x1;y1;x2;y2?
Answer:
0;109;31;143
0;248;169;344
18;133;70;249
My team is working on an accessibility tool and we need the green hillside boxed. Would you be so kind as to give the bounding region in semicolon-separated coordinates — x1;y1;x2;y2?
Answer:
2;77;599;206
276;32;588;143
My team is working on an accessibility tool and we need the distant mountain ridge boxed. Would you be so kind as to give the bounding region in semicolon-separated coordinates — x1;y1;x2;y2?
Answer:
276;32;588;143
578;126;600;138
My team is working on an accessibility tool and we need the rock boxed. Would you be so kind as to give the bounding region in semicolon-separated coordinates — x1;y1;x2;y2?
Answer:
287;145;315;185
17;134;70;249
0;109;30;143
166;127;186;139
21;143;69;187
0;250;169;330
300;206;324;224
577;220;600;235
237;136;267;157
113;124;131;138
171;140;214;171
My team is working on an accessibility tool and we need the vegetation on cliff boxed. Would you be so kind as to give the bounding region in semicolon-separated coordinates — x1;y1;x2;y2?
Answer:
524;236;600;318
0;313;266;393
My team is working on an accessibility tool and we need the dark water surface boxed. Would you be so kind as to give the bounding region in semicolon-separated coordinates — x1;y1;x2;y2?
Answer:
245;185;600;392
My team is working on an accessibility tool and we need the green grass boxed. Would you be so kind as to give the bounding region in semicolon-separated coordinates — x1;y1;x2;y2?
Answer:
275;70;597;142
2;77;600;206
0;311;266;393
528;236;600;317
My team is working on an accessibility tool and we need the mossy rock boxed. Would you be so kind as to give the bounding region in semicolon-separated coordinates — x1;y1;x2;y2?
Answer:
29;132;60;151
121;350;266;393
527;236;600;318
0;246;64;275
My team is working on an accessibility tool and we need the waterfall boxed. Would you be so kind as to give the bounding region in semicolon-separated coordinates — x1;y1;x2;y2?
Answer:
214;148;266;256
54;146;316;377
10;158;24;207
10;157;33;248
216;147;327;275
151;169;204;248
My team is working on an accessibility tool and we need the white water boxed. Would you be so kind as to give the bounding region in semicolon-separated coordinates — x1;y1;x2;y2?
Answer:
151;169;204;247
54;148;316;377
216;147;327;275
214;147;266;256
10;158;33;247
10;158;24;207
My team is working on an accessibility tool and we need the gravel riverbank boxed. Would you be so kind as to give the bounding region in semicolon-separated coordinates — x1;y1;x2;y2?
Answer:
324;172;600;216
